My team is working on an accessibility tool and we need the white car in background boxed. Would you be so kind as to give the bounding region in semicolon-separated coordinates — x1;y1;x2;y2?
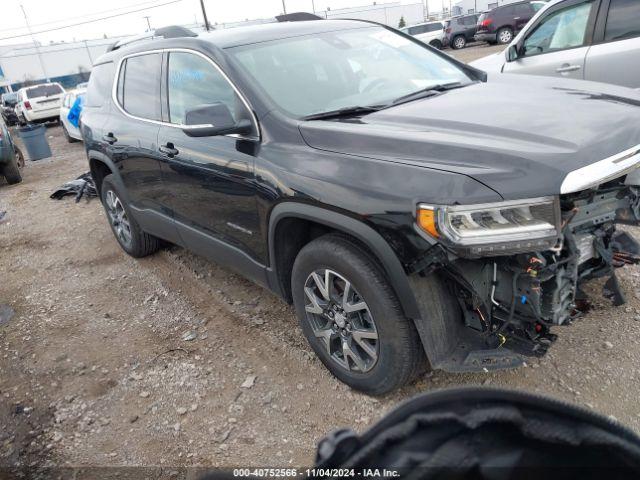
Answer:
15;82;66;125
471;0;640;90
400;21;446;49
59;88;86;143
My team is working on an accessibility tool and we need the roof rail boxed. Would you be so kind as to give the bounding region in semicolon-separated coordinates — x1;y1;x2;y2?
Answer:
275;12;323;22
106;25;198;52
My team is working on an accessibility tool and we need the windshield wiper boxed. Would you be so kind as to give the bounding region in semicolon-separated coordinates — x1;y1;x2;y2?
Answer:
390;81;468;107
303;105;384;121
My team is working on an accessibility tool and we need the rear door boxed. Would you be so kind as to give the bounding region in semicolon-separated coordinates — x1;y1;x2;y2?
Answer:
503;0;598;80
585;0;640;89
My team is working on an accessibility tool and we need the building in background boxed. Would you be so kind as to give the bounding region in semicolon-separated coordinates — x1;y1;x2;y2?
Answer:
451;0;524;15
319;2;425;27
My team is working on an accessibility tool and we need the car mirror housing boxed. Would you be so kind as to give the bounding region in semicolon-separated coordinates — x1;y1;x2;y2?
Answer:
182;103;252;138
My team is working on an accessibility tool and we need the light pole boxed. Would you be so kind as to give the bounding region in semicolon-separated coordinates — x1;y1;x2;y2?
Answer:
143;16;152;31
20;4;49;82
200;0;211;31
311;0;315;13
282;0;287;14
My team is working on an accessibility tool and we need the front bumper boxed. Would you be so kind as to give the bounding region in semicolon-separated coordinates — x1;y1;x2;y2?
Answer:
474;32;497;43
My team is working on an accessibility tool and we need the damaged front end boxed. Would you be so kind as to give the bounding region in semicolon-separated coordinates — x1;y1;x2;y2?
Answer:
412;177;640;373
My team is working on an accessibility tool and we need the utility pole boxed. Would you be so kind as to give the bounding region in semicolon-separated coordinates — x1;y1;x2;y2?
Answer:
282;0;287;14
143;16;152;31
83;40;93;64
311;0;315;13
199;0;211;31
20;4;49;82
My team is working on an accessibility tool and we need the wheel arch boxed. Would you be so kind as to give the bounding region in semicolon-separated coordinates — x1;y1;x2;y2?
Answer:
267;202;421;319
87;151;129;202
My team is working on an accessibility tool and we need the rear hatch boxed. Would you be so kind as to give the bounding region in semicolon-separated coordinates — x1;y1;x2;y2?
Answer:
25;84;64;111
476;12;492;33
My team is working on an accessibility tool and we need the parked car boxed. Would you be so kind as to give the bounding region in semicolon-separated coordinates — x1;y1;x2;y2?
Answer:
443;13;479;49
400;21;446;49
472;0;640;90
1;92;19;126
15;82;66;125
475;1;546;44
83;20;640;394
60;88;86;143
0;116;24;184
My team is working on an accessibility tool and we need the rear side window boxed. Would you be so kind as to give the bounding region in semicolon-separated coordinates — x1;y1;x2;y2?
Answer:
85;62;114;107
605;0;640;42
118;53;162;121
26;84;63;98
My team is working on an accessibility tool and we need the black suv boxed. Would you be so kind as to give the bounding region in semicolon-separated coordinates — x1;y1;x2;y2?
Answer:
475;1;544;44
443;13;479;49
83;20;640;395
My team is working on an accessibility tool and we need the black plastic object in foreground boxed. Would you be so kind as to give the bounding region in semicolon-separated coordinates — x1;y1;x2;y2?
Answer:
314;387;640;479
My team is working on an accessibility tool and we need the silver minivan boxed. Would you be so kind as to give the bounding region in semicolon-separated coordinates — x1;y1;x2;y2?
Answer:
471;0;640;89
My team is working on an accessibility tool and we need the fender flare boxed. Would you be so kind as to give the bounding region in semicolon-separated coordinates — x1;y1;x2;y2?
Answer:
267;202;421;319
87;150;131;203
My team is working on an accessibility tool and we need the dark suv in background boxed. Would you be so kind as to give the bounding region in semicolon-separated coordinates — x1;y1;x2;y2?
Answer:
475;1;545;44
83;20;640;395
443;13;479;49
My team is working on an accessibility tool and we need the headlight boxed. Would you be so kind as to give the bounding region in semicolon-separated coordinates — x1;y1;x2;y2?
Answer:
417;196;560;256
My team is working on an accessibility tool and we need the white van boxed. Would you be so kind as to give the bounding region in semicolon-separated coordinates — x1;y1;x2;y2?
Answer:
400;21;446;49
15;82;66;124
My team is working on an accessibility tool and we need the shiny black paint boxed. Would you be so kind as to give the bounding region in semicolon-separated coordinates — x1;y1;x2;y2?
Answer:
81;20;640;319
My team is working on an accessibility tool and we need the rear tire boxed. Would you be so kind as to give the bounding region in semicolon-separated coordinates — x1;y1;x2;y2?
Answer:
100;174;161;258
452;35;467;49
2;156;22;185
497;27;513;44
291;234;425;395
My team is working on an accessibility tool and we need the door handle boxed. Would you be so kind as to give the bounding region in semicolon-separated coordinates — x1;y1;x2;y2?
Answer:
102;133;117;144
159;142;179;157
556;64;581;73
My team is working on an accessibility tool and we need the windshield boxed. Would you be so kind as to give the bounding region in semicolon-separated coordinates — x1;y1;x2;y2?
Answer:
229;26;472;118
25;84;63;99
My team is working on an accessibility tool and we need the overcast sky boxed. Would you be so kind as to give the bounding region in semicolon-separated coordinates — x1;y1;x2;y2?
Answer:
0;0;450;46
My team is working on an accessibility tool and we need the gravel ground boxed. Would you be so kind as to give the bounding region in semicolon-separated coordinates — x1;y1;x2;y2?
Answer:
1;45;640;473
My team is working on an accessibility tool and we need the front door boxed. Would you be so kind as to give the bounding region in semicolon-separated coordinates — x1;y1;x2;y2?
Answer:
504;0;596;80
157;50;263;264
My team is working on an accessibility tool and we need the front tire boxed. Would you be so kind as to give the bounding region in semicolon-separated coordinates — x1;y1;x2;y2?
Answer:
100;174;161;258
2;157;22;184
429;39;443;50
291;234;425;395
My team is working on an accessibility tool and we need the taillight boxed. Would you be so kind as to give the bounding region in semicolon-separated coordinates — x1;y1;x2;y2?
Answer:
479;19;492;27
24;100;32;110
446;27;452;33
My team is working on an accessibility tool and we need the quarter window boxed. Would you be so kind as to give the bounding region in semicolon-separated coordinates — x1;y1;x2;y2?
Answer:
522;1;594;56
85;62;114;107
605;0;640;42
118;53;162;121
167;52;244;126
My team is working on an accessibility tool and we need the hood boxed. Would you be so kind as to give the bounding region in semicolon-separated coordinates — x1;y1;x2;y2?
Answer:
299;76;640;200
469;51;506;73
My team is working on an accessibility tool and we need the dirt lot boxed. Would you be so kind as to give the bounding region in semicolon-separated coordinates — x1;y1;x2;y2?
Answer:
2;44;640;474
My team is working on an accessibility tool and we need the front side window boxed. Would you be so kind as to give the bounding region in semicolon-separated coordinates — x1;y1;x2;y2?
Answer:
167;52;245;126
118;53;162;121
522;1;593;56
229;26;472;118
605;0;640;42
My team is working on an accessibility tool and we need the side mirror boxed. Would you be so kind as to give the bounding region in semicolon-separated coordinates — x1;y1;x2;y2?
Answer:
506;41;523;62
182;102;253;138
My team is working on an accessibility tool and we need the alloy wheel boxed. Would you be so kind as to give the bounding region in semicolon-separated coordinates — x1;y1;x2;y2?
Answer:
499;29;513;44
303;269;378;373
454;37;466;49
105;190;132;248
